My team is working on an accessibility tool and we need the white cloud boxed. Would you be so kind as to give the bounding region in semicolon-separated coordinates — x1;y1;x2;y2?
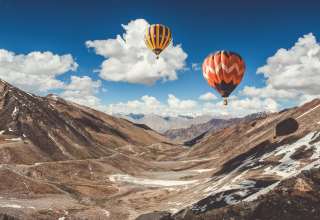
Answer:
229;97;278;114
106;95;161;115
61;76;104;110
167;94;197;110
192;63;201;71
200;96;278;118
242;85;297;100
0;49;78;93
86;19;188;85
199;92;217;101
245;33;320;103
106;94;198;116
106;94;278;118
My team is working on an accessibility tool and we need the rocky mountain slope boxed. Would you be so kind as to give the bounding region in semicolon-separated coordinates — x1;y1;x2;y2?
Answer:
118;113;212;133
0;79;319;220
0;79;181;164
137;99;320;220
165;113;267;143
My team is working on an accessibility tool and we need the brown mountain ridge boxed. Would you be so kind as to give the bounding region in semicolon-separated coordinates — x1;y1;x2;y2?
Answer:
0;79;319;220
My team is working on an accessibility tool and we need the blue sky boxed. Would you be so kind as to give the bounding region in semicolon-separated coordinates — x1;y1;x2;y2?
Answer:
0;0;319;116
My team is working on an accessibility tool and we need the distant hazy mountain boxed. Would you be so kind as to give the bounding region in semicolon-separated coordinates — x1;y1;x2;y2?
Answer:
165;112;268;143
117;113;213;133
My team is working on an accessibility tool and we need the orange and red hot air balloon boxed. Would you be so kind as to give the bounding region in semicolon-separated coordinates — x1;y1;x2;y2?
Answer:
202;51;245;105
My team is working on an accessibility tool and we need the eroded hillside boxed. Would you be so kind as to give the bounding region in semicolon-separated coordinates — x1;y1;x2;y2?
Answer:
0;80;319;220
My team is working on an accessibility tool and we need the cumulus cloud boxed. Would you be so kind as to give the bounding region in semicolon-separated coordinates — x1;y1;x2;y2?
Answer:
106;94;199;116
106;94;278;117
242;85;297;100
86;19;188;85
107;95;161;115
61;76;104;110
199;92;217;101
0;49;78;93
168;94;197;110
244;33;320;103
229;97;278;114
199;96;278;118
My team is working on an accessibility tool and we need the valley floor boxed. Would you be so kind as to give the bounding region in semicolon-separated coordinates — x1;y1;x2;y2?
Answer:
0;78;319;220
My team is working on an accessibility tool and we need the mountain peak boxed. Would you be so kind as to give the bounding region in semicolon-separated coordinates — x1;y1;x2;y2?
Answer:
0;80;170;164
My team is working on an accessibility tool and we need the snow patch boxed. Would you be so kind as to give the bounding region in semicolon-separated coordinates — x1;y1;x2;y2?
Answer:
103;209;110;217
88;164;94;176
109;174;198;187
5;137;22;142
244;181;280;202
0;204;23;208
244;132;320;202
261;132;320;178
12;107;19;118
181;156;218;163
204;156;255;194
224;195;238;205
195;132;320;208
192;169;215;173
48;133;72;157
169;208;180;214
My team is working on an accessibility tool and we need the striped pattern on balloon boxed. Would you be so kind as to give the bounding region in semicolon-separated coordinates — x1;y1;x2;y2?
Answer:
202;51;245;105
145;24;172;59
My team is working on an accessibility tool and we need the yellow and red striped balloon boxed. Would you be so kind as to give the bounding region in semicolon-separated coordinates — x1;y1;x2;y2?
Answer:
145;24;172;59
202;51;245;105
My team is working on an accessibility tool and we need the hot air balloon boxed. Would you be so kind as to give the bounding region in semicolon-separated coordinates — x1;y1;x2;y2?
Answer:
202;51;245;105
145;24;172;59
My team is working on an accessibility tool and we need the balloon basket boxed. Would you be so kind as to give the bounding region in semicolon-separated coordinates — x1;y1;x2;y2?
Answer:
223;98;228;106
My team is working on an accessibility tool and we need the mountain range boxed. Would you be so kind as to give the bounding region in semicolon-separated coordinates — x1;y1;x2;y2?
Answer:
0;79;319;220
117;113;213;133
164;112;268;143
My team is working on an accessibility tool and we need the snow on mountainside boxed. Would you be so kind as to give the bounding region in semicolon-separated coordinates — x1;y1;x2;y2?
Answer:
137;99;320;220
118;113;213;133
1;79;320;220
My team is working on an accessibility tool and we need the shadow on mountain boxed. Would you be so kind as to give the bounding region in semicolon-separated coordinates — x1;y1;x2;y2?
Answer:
214;133;304;177
0;213;20;220
184;131;208;146
133;123;153;131
213;140;273;176
275;117;299;137
136;211;173;220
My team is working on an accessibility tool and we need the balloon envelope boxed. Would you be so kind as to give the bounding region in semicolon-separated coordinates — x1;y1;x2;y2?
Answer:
145;24;172;58
202;51;245;104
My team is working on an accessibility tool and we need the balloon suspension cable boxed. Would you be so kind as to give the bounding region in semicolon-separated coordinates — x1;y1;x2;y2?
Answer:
223;98;228;106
